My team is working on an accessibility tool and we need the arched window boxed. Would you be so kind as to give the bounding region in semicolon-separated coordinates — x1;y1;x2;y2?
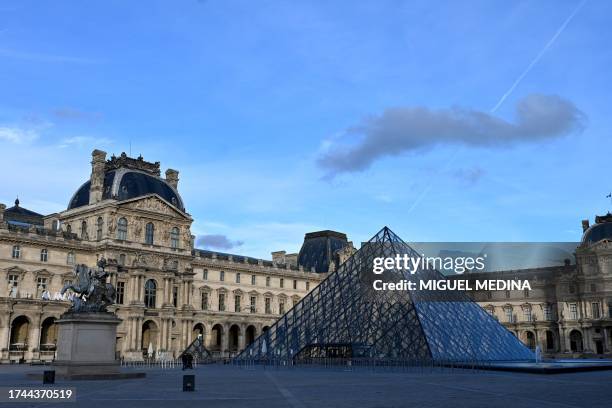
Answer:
12;245;21;259
170;227;179;249
117;217;128;240
40;317;58;351
145;222;155;245
81;220;88;239
40;249;48;262
67;252;75;265
96;217;103;241
144;279;157;308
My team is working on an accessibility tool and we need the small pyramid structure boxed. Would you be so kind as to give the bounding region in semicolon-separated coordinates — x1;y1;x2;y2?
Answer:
236;227;533;362
181;335;212;360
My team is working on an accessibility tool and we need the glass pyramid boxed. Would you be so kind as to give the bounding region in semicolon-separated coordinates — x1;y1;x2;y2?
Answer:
236;227;534;362
181;334;212;361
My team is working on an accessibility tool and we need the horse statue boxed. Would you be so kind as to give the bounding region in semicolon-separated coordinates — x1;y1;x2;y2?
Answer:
61;258;116;312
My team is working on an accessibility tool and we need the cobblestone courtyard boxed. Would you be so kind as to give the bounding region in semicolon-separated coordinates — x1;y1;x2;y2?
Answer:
1;364;611;408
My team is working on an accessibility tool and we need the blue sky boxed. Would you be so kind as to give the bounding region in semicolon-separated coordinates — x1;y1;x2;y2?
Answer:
0;0;610;258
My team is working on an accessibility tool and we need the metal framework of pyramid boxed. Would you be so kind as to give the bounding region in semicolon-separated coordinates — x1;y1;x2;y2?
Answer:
236;227;533;362
181;335;212;360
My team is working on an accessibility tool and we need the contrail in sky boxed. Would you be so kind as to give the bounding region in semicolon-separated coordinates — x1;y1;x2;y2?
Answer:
406;1;587;215
490;0;587;113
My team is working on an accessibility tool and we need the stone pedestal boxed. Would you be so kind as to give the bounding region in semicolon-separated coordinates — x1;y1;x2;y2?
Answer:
51;312;144;380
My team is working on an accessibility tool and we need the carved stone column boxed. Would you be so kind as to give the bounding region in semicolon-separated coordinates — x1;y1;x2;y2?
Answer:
129;274;139;305
162;278;170;306
238;324;246;351
131;317;138;350
29;314;42;362
136;317;143;352
221;323;229;356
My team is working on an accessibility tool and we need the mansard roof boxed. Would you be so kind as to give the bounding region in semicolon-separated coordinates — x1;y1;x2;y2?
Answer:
4;198;44;226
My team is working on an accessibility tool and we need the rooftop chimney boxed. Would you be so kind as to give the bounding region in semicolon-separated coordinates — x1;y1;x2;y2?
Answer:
581;219;590;232
271;251;286;264
165;169;179;190
89;149;107;204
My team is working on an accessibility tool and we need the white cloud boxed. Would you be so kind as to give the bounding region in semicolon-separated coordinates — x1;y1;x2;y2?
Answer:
0;126;39;143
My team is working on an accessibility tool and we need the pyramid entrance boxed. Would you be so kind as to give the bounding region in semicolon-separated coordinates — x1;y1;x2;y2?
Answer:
236;227;533;363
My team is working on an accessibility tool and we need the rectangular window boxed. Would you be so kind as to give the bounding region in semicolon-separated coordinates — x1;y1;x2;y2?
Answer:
279;300;285;315
293;280;297;290
236;273;241;283
280;278;284;288
218;293;226;311
8;274;19;287
40;249;48;262
265;298;271;314
11;246;20;259
543;305;552;321
219;271;225;281
570;303;578;320
266;276;270;287
37;277;47;290
116;281;125;304
201;292;209;310
505;308;513;323
306;281;310;291
251;275;256;285
592;302;600;319
523;308;532;322
203;269;208;280
173;286;178;307
235;295;241;312
250;296;256;313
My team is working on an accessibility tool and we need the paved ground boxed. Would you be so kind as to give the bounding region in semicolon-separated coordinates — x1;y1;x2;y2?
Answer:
1;363;611;408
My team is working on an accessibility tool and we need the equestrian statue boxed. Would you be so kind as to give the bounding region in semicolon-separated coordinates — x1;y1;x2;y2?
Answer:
61;257;116;312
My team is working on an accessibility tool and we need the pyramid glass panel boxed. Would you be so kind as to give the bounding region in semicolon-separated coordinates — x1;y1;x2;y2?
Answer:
236;227;534;362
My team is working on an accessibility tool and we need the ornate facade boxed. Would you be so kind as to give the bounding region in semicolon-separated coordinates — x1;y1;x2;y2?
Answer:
459;213;612;358
0;150;337;363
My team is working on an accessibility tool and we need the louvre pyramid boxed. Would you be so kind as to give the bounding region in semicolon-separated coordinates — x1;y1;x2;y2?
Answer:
236;227;534;362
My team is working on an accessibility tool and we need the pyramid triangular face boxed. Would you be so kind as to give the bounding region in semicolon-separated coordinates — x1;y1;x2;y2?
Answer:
236;227;533;362
181;335;212;360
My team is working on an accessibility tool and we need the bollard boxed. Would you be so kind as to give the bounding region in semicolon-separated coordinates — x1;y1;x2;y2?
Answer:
43;370;55;384
183;375;195;392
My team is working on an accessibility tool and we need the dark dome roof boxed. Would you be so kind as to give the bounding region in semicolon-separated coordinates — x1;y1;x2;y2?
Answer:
298;230;348;273
68;169;184;211
582;213;612;246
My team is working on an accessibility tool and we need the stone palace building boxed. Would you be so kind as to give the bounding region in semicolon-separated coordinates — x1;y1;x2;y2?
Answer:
1;149;611;363
0;150;354;363
455;213;612;359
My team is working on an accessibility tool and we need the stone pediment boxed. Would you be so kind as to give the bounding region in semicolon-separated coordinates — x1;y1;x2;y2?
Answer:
33;269;52;278
121;194;189;219
4;266;27;276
